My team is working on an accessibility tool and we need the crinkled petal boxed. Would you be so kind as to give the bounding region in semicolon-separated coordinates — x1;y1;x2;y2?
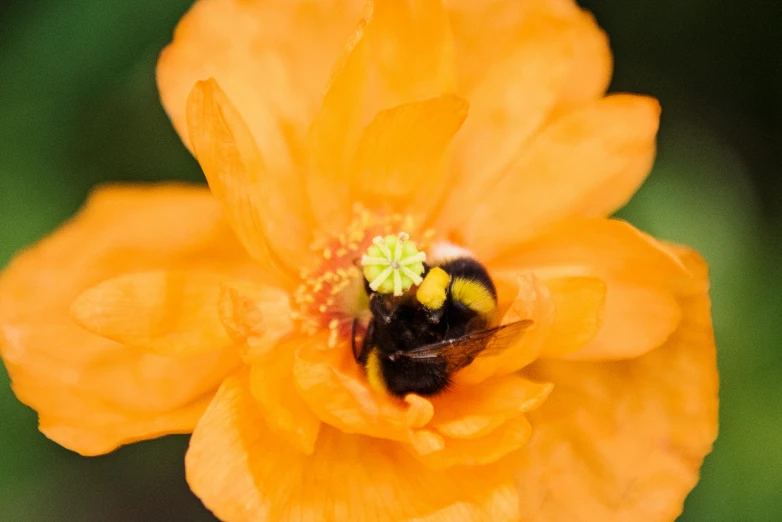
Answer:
409;415;533;470
459;95;660;257
431;375;552;439
350;94;468;216
306;0;456;231
367;0;456;103
305;19;370;233
515;248;718;520
554;9;613;110
37;394;214;457
187;79;313;280
70;270;232;358
186;375;520;521
0;184;247;455
541;275;606;357
493;218;688;360
217;282;294;364
444;6;584;220
448;0;611;102
248;336;321;455
157;0;363;165
293;336;434;442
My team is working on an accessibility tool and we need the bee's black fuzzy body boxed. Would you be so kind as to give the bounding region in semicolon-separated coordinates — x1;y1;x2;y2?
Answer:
356;256;499;397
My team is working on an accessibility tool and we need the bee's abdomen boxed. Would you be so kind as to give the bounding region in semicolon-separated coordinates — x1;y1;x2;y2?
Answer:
381;356;450;397
437;257;496;297
438;257;498;321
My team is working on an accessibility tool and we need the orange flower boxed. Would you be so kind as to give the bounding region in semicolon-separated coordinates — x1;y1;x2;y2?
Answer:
0;1;717;521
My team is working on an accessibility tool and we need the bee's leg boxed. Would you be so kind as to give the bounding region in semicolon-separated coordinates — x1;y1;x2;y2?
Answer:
426;307;445;324
369;293;395;324
356;320;374;364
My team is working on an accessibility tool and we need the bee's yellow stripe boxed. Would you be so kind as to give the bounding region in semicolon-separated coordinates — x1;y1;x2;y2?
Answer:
451;277;497;318
365;347;386;393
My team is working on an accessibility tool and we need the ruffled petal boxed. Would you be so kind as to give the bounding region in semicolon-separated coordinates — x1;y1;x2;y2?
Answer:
70;270;232;358
306;0;456;231
157;0;363;164
458;94;661;258
448;0;610;100
186;375;520;521
493;219;688;360
444;4;608;222
515;248;718;520
541;275;606;357
187;79;313;280
409;415;532;470
367;0;456;103
554;9;613;110
350;94;468;216
0;184;246;455
305;20;370;232
431;374;552;439
217;282;294;364
293;336;434;442
248;336;321;455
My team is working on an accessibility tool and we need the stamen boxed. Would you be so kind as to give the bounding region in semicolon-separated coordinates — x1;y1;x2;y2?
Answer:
293;205;436;343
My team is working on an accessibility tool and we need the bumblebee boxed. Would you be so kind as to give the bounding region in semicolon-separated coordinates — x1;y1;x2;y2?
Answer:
353;256;531;397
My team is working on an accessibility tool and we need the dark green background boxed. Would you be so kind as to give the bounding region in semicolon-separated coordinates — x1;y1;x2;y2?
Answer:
1;1;779;520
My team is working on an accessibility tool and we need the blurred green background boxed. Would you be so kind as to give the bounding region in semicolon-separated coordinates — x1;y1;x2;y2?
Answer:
0;0;779;520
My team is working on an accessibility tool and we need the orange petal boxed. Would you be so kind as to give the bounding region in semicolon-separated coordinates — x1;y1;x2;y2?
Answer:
515;248;718;520
186;375;520;521
460;95;661;258
409;415;533;470
306;20;371;232
293;336;434;442
367;0;456;103
248;336;321;454
186;79;313;280
350;94;468;214
455;273;554;384
541;276;607;357
449;0;611;98
157;0;363;164
70;270;232;358
37;394;214;457
493;219;687;360
0;184;246;455
443;6;613;230
554;9;613;110
431;374;553;439
217;282;294;364
444;9;576;219
306;0;457;231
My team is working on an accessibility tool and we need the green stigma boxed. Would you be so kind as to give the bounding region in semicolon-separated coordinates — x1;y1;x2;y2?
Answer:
361;232;426;296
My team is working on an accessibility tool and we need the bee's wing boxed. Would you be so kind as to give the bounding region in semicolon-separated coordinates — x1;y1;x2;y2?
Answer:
400;319;534;373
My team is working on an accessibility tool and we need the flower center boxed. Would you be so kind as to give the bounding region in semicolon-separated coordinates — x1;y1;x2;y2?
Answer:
292;205;434;347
